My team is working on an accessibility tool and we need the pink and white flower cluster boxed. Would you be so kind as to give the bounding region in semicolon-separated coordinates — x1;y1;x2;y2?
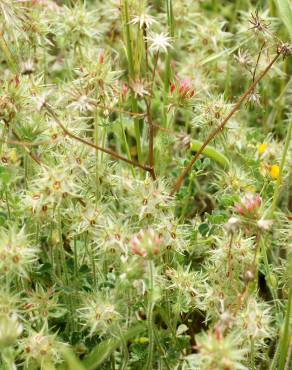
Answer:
235;193;262;218
130;229;161;259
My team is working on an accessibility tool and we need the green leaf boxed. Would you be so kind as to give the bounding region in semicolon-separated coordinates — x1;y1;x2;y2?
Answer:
79;264;90;274
39;263;52;273
0;166;12;186
275;0;292;40
198;223;209;236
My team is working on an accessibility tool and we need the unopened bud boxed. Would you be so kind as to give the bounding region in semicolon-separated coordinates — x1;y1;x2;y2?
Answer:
257;219;273;231
225;217;240;233
244;270;254;282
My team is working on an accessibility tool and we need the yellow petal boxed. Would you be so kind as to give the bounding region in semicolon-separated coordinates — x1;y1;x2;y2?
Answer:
9;148;18;163
270;165;280;179
258;143;268;155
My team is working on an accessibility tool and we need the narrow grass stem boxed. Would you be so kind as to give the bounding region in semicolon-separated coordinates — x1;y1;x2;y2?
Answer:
118;99;135;177
0;34;17;72
146;260;155;370
267;116;292;218
150;51;159;95
123;0;142;165
163;0;174;128
5;190;11;220
145;99;156;180
278;254;292;370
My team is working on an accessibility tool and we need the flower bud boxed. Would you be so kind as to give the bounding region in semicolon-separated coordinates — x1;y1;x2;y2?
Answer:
257;219;273;231
225;217;241;233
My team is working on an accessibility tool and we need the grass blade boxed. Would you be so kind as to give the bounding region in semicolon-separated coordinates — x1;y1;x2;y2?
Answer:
275;0;292;40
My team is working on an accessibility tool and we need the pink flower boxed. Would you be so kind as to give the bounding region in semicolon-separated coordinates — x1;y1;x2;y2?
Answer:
235;193;262;218
121;83;129;98
169;78;195;99
130;229;161;259
170;82;175;94
178;78;195;98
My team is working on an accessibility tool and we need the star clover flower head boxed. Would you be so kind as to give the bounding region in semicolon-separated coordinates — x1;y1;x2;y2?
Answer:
146;32;172;53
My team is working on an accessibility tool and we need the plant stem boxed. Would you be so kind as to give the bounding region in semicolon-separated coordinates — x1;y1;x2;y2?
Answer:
278;254;292;370
170;52;280;196
0;34;17;72
123;0;142;165
145;99;156;180
146;260;155;370
94;109;100;202
163;0;174;128
44;104;152;173
90;239;97;290
143;24;149;82
73;235;78;278
118;99;135;177
261;237;279;308
5;189;11;219
150;51;160;95
268;116;292;218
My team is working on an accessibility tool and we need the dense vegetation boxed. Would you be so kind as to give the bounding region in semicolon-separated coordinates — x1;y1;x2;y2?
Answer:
0;0;291;369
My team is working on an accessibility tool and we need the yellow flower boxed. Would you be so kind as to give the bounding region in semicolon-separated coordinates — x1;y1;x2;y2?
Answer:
132;337;149;344
258;143;267;155
9;148;18;163
270;165;280;180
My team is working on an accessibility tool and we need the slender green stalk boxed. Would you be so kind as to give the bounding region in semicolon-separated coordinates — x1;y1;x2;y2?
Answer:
269;0;277;17
268;117;292;218
166;0;174;37
146;260;155;370
118;99;135;177
90;240;97;290
261;238;278;304
250;336;255;370
5;189;11;219
58;207;68;283
1;348;16;370
0;34;17;72
278;254;292;370
123;0;142;165
179;175;194;221
94;109;100;202
163;0;174;128
73;235;78;278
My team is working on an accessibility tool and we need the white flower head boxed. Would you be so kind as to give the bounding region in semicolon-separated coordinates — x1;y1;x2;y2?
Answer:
225;216;241;233
130;11;157;29
146;32;172;53
257;219;273;231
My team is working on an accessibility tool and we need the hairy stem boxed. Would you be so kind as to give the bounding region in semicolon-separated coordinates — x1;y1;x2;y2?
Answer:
44;104;152;173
